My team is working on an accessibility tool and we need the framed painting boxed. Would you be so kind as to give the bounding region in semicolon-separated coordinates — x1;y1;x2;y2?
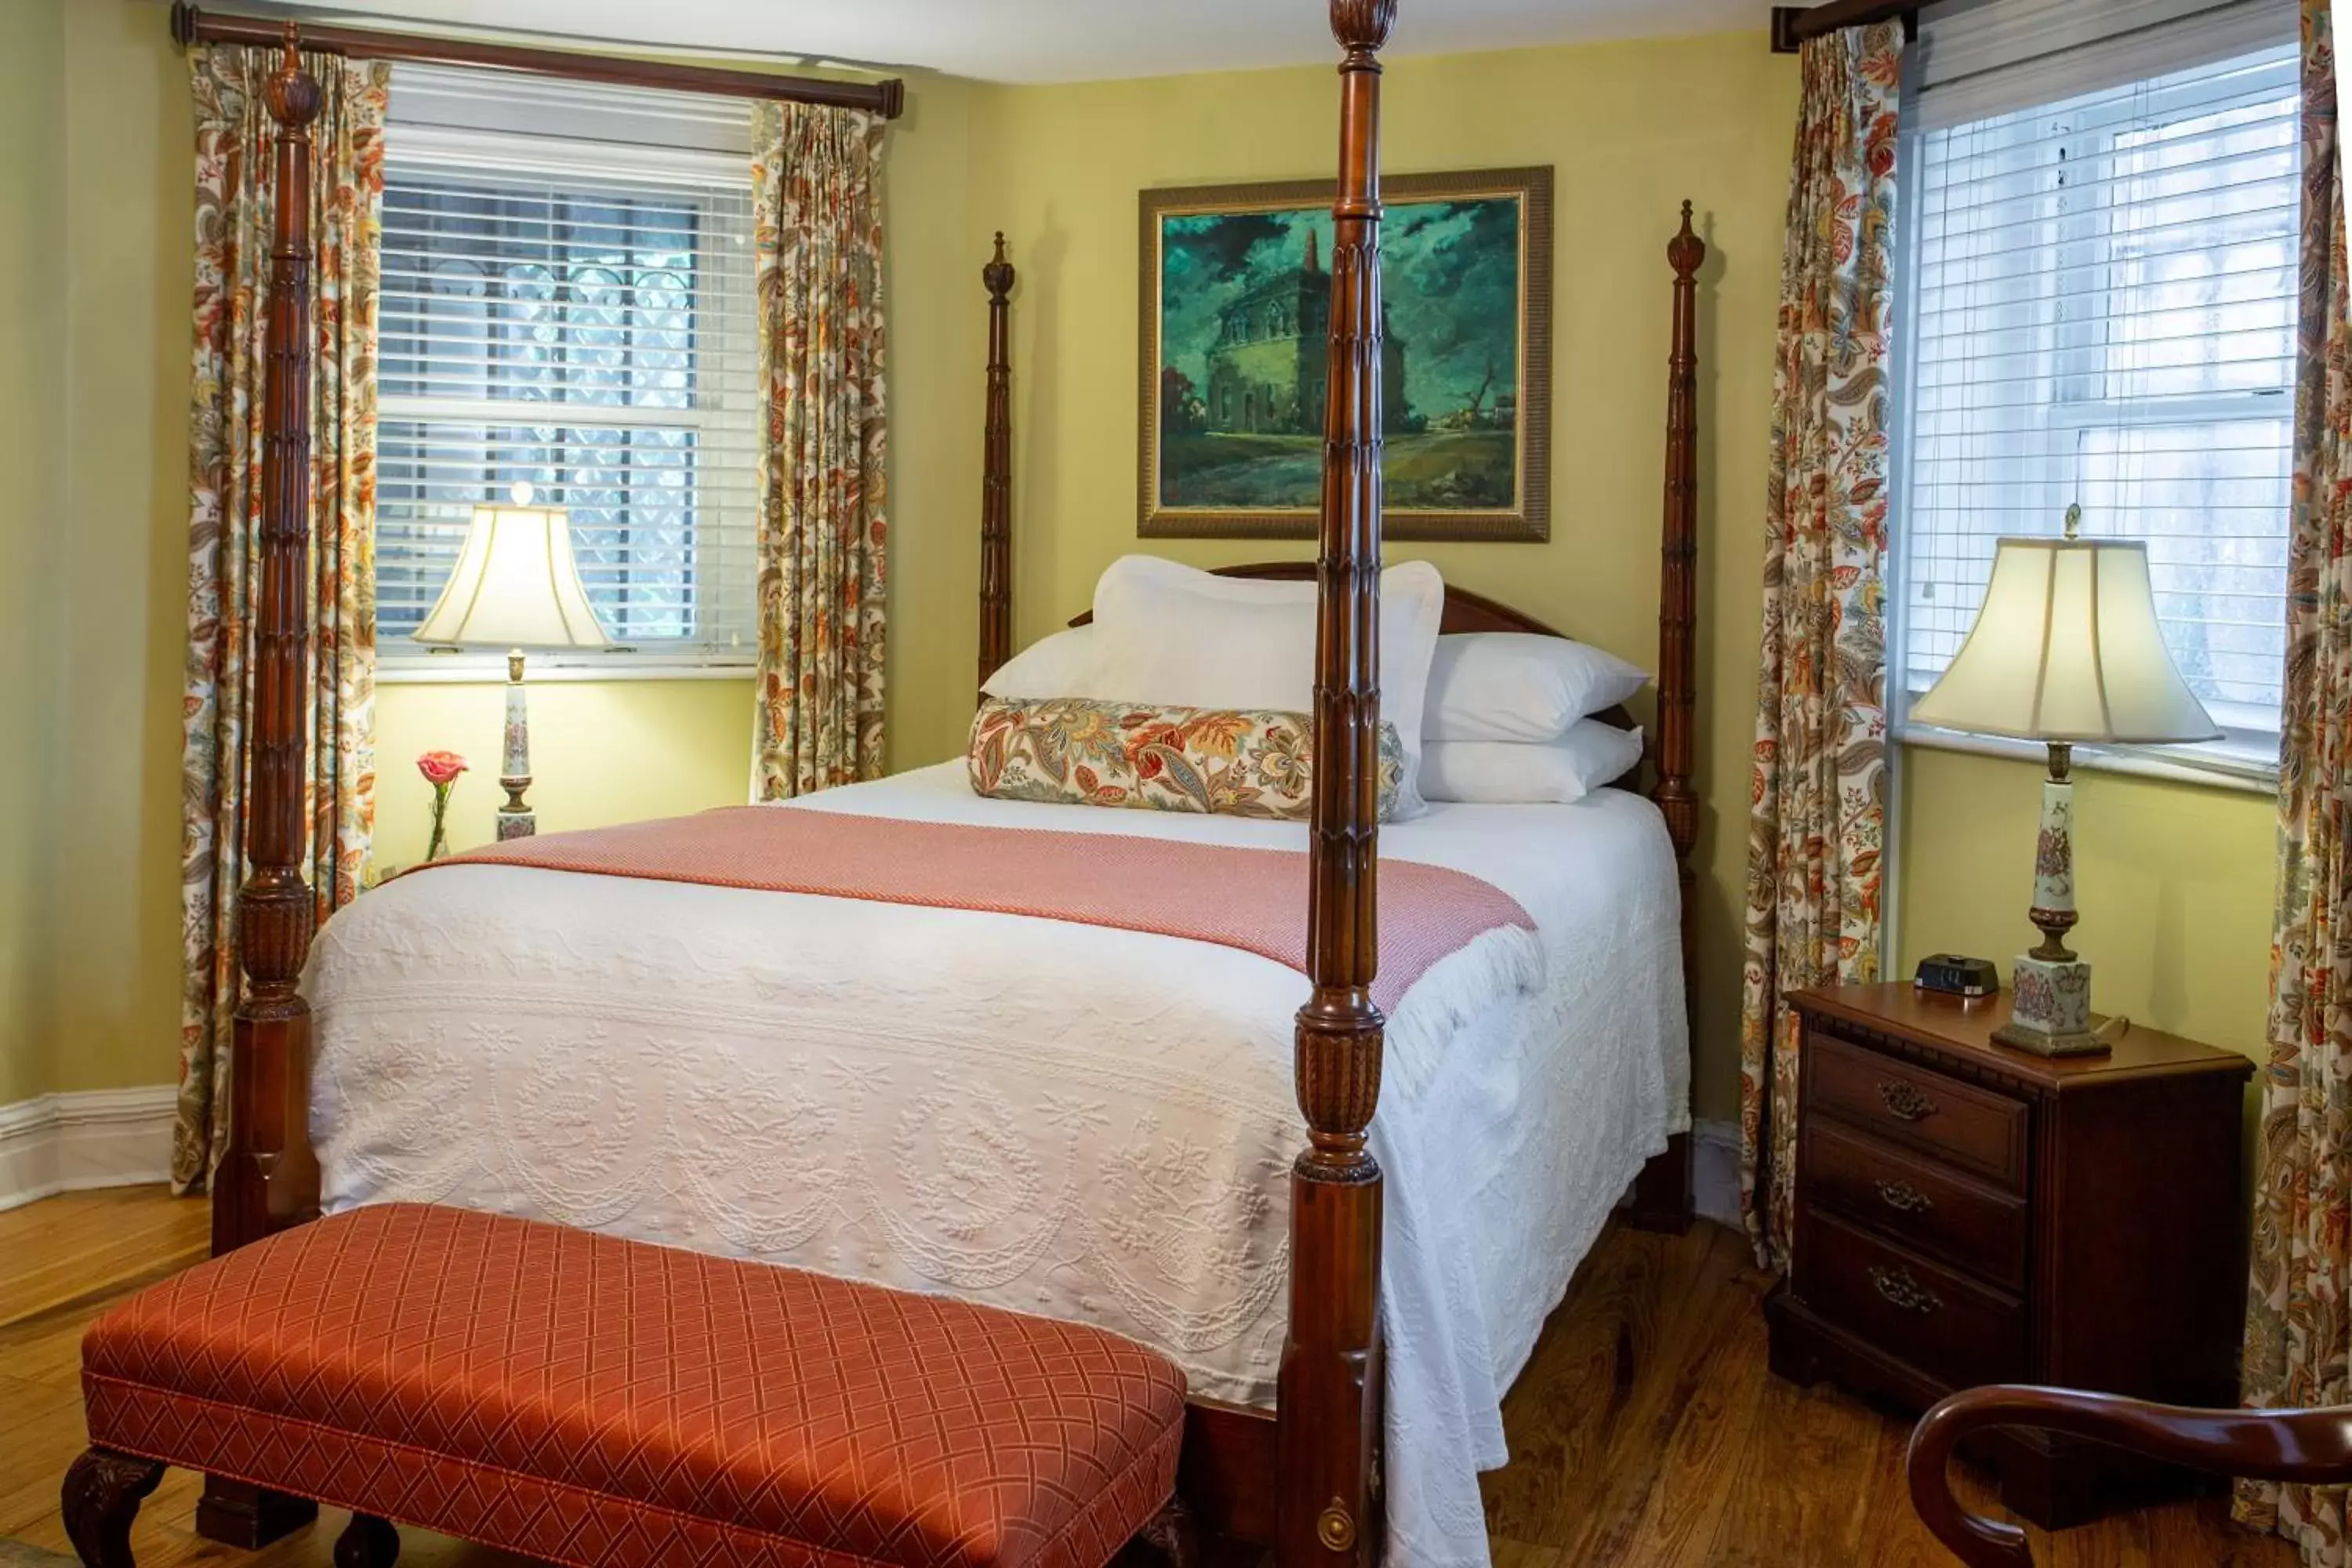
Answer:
1138;165;1552;542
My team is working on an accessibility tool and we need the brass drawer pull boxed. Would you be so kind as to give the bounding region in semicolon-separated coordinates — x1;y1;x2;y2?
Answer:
1877;1080;1937;1121
1869;1265;1944;1315
1875;1178;1933;1214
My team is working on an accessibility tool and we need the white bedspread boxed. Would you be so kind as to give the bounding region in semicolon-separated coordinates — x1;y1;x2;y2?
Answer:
307;762;1688;1568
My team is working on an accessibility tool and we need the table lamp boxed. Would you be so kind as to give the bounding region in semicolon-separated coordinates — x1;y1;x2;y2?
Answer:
1908;505;2220;1055
412;483;607;840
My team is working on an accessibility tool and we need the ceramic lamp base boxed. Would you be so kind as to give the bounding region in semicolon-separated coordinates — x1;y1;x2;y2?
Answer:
496;653;535;840
1994;952;2106;1057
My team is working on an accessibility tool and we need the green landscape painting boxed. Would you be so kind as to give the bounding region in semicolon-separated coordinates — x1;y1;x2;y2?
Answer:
1140;169;1550;539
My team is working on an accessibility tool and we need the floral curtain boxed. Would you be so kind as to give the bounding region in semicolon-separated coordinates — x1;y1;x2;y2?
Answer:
176;45;387;1192
2238;4;2352;1560
750;101;890;800
1737;22;1901;1272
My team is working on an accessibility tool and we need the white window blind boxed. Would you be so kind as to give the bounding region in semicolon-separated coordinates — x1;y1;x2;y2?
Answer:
1895;35;2300;775
1913;0;2299;129
376;67;761;671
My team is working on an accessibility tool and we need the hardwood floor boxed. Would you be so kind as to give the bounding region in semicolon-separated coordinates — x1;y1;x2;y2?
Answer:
0;1187;2292;1567
1481;1221;2289;1567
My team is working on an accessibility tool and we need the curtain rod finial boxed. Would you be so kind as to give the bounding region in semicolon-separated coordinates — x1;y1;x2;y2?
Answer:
170;1;198;48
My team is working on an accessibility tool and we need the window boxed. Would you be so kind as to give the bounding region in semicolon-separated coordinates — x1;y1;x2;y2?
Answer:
376;70;760;672
1895;35;2300;775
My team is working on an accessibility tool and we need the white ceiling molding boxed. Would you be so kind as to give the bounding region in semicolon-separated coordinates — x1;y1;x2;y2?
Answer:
284;0;1778;85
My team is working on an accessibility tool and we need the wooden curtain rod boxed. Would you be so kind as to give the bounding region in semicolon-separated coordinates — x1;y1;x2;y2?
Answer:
169;2;906;118
1769;0;1919;53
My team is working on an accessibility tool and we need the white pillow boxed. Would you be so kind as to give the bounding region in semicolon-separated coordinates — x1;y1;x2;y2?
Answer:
1419;722;1646;805
982;625;1108;699
1422;632;1649;742
1087;555;1446;818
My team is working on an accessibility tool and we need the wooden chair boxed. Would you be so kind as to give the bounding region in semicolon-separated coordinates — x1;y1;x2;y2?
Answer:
1907;1385;2352;1566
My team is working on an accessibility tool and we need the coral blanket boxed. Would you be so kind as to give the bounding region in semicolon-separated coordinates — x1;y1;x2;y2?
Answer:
414;806;1534;1016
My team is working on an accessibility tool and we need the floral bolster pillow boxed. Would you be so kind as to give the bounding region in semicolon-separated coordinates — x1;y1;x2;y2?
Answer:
968;696;1405;822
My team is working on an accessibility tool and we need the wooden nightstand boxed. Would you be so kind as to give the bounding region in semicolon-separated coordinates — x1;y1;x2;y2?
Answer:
1763;982;2253;1529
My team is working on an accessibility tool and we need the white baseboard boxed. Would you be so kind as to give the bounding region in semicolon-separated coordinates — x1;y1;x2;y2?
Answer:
0;1086;179;1213
1693;1116;1742;1232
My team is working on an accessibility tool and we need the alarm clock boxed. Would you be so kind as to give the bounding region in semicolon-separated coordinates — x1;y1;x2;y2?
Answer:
1915;953;1999;998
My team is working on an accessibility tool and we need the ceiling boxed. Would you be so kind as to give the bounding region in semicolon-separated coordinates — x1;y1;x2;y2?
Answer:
303;0;1778;85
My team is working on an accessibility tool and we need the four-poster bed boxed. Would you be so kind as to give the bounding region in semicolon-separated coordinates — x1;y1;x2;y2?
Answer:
204;2;1707;1564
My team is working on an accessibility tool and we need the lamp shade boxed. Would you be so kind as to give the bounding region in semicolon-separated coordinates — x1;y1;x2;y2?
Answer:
412;500;608;650
1909;537;2219;744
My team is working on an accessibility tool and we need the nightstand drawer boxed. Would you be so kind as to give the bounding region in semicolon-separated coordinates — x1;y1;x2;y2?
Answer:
1798;1209;2026;1390
1808;1032;2027;1189
1804;1118;2029;1290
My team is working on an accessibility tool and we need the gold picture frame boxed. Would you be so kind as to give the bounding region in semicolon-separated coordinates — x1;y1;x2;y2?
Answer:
1137;165;1553;542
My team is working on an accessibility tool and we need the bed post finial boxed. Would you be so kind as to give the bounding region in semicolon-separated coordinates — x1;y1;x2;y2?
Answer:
1277;5;1391;1568
265;23;321;126
1330;0;1396;55
978;234;1016;699
984;230;1014;297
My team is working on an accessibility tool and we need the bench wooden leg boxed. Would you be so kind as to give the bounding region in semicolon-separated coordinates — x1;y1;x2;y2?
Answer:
62;1448;165;1568
1138;1494;1200;1568
335;1512;400;1566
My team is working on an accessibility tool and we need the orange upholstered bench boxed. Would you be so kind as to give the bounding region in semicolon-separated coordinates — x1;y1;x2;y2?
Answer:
62;1203;1192;1568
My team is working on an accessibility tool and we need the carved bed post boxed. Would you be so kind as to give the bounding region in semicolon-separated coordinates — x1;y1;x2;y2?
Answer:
1276;5;1393;1567
213;20;325;1261
1627;202;1705;1235
1654;203;1702;897
197;24;326;1550
979;234;1015;696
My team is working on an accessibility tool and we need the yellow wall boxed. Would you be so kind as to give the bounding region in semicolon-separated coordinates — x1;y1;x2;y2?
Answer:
964;34;1798;1121
950;34;2286;1119
37;0;194;1105
22;0;987;1098
0;0;67;1106
1896;749;2276;1058
10;8;2285;1129
372;681;756;863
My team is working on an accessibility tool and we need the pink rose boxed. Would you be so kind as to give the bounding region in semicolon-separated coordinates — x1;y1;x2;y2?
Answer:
416;750;468;787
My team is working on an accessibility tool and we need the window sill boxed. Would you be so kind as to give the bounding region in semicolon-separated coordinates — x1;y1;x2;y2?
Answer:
1895;724;2278;796
378;658;756;686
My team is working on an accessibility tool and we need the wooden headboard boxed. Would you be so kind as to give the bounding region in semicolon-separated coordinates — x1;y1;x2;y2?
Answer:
1063;562;1568;638
1065;564;1642;794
